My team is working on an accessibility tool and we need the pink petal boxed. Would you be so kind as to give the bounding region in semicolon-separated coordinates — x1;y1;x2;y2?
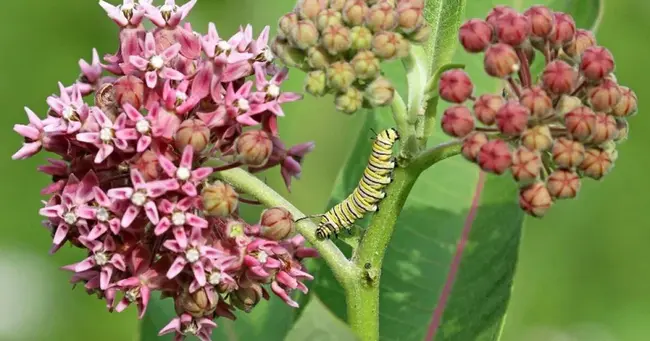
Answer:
191;167;213;181
186;214;208;229
100;266;113;289
166;256;187;279
144;32;156;57
191;262;206;287
276;270;298;289
13;124;40;140
99;0;128;26
200;246;221;259
109;219;121;235
144;201;159;224
76;206;96;220
75;132;100;144
12;142;42;160
181;183;197;197
271;281;299;308
91;107;111;127
131;169;146;187
87;223;108;240
142;3;166;28
115;128;139;140
115;298;131;313
180;145;194;168
121;205;141;227
163;239;183;253
158;199;175;214
128;55;149;71
95;144;115;163
236;114;259;126
139;286;151;318
161;43;181;62
39;205;62;218
137;136;152;152
176;197;194;211
107;187;134;200
158;316;182;336
111;254;126;271
146;179;179;197
154;217;172;236
75;257;96;272
160;67;185;81
145;71;158;89
157;155;177;177
279;92;302;103
123;103;143;121
173;226;188;249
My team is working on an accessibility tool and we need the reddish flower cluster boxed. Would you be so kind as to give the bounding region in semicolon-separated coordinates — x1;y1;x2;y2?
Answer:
439;5;637;217
11;1;318;340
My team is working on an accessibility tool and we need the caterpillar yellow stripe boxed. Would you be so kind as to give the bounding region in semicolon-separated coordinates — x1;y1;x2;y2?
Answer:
316;128;399;239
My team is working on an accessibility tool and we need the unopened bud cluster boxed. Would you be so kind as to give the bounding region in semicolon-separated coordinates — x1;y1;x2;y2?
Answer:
440;5;638;218
272;0;430;113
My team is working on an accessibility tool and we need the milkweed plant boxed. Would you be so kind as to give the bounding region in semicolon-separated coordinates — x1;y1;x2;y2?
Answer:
11;0;637;340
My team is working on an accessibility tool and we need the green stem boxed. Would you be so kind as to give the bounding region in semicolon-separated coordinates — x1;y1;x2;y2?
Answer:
345;141;462;341
208;166;354;287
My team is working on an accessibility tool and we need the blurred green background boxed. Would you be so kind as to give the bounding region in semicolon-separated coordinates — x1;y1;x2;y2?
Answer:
1;0;648;340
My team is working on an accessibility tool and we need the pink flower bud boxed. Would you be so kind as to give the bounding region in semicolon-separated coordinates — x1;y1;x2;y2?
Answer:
473;94;505;125
496;101;530;136
546;169;581;199
461;132;489;162
175;286;217;317
342;0;369;26
175;118;210;153
580;46;615;81
555;95;583;118
494;12;530;46
350;26;373;51
477;139;512;174
260;207;295;241
520;86;553;120
396;0;425;34
564;29;596;58
524;5;554;39
326;61;356;91
290;20;320;50
548;12;576;47
131;150;162;181
296;0;328;21
484;43;520;78
441;105;475;138
587;79;621;112
114;75;145;109
366;2;399;32
458;19;493;53
542;60;577;95
579;147;613;180
235;130;273;167
521;125;552;151
202;181;239;217
321;24;352;55
611;86;637;117
438;69;474;103
317;9;343;31
371;31;410;60
588;113;617;144
552;137;585;169
511;147;542;184
486;5;517;27
519;182;553;217
564;106;596;141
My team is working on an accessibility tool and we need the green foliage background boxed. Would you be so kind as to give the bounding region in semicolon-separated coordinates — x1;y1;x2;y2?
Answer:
1;0;648;340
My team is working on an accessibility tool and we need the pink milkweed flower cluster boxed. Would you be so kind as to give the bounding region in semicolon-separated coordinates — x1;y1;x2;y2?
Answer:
438;5;637;218
12;1;318;340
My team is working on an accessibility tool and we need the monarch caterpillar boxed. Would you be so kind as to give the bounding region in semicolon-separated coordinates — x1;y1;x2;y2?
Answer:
314;128;399;239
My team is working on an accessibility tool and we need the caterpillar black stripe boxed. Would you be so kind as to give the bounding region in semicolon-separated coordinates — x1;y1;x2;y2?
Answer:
316;128;399;239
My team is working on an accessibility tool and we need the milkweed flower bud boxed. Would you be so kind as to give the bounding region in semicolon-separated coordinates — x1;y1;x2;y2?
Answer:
519;182;553;217
230;285;264;313
316;9;343;31
335;87;363;114
296;0;328;21
473;94;504;125
278;12;299;40
580;46;615;81
484;43;520;78
547;169;581;199
365;2;398;33
326;61;356;91
494;12;531;46
579;148;613;180
259;207;295;241
305;70;328;96
114;75;145;109
548;12;576;46
461;132;489;162
510;147;542;184
496;101;530;136
611;86;638;117
555;95;583;118
588;113;617;144
524;5;554;39
307;46;334;69
342;0;369;26
408;24;431;43
350;26;373;51
614;118;629;142
441;105;475;138
486;5;517;27
520;86;553;120
290;20;320;50
321;24;351;55
175;286;218;318
202;181;239;217
175;118;210;153
397;0;424;34
329;0;346;11
552;137;585;169
564;29;596;58
364;76;395;107
271;38;307;68
372;31;409;60
564;106;596;141
351;51;381;80
458;19;492;53
438;69;474;103
542;60;577;95
587;79;621;112
521;125;552;151
235;130;273;167
477;139;512;174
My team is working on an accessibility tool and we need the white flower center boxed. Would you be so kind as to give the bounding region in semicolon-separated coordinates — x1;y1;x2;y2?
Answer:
94;252;108;266
130;191;147;206
208;271;221;285
62;107;76;120
171;211;186;226
125;288;139;302
160;4;177;14
184;322;199;336
185;248;200;263
266;84;280;98
120;2;135;12
63;212;78;225
176;167;191;181
257;251;268;264
217;41;231;54
236;98;250;112
136;119;150;134
96;207;109;222
100;127;114;143
150;55;164;70
176;91;187;102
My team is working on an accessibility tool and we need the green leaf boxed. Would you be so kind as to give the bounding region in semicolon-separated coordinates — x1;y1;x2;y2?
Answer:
311;1;603;341
284;296;358;341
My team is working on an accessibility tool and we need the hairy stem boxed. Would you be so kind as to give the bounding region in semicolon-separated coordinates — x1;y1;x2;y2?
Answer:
207;166;354;287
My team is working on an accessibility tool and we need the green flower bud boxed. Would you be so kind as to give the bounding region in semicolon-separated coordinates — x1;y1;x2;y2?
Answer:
397;0;425;33
296;0;328;21
234;130;273;167
260;207;296;241
175;286;217;318
307;46;334;69
328;0;346;11
371;31;410;60
335;87;364;114
365;2;398;32
321;24;352;55
342;0;369;26
364;77;395;107
202;181;239;217
350;26;374;51
290;20;320;50
316;9;342;31
326;61;356;91
271;38;307;68
350;50;381;80
305;70;328;96
230;285;264;313
277;12;298;40
408;24;431;44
